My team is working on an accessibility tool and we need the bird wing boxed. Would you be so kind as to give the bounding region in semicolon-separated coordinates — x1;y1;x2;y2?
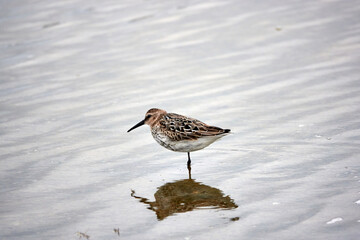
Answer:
159;113;229;141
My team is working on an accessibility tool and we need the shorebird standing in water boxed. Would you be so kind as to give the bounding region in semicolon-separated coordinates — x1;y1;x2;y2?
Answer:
127;108;230;177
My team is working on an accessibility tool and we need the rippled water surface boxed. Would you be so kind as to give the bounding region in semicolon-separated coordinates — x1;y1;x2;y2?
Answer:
1;0;360;239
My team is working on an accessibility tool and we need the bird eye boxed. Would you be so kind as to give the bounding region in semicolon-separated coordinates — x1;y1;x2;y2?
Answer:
146;114;152;119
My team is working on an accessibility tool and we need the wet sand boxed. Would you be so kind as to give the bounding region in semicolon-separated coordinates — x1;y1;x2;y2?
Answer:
1;0;360;239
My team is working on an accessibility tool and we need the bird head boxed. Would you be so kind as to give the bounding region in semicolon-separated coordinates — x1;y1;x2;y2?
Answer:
127;108;167;132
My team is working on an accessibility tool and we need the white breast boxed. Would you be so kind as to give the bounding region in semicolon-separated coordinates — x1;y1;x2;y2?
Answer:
170;135;225;152
151;129;227;152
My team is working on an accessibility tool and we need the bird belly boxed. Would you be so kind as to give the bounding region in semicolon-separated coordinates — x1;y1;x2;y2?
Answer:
151;131;176;151
152;130;226;152
171;136;222;152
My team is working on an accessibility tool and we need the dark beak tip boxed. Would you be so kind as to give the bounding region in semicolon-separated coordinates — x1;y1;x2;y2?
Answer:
127;127;135;133
127;119;145;133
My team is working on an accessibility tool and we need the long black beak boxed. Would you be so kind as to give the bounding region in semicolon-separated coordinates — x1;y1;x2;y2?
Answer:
127;119;145;132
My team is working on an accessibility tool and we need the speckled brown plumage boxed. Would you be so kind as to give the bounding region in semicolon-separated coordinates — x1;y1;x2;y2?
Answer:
158;112;229;141
127;108;231;170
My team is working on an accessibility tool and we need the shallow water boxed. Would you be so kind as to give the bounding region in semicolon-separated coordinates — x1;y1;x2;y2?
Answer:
1;0;360;239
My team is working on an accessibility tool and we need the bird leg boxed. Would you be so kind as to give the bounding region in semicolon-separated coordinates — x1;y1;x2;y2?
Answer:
187;152;192;179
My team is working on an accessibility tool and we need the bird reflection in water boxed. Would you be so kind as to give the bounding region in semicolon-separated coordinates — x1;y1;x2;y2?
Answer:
131;176;238;220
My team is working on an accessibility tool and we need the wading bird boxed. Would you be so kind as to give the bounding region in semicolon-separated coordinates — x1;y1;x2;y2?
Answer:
127;108;230;176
